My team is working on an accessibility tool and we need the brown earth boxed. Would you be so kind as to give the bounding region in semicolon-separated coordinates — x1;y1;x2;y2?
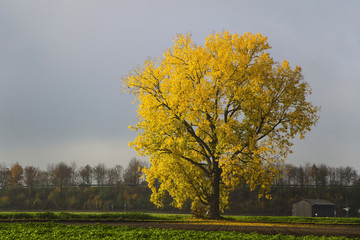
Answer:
55;220;360;238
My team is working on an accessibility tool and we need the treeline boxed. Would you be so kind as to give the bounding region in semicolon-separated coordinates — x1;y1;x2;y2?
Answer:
0;158;147;189
0;161;359;217
277;163;358;187
0;158;158;212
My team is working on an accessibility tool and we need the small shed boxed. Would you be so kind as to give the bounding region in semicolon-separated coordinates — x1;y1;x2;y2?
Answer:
292;199;335;217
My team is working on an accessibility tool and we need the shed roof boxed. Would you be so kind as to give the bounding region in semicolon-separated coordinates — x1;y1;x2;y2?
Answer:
301;199;335;206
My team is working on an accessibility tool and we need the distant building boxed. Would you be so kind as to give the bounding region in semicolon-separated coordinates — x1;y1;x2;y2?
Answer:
292;199;335;217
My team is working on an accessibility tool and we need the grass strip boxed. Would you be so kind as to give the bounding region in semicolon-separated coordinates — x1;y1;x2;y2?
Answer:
0;212;359;225
0;212;190;222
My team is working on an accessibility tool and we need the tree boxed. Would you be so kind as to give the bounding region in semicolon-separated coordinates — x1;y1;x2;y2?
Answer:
24;166;39;198
10;162;24;186
284;164;297;185
0;163;11;188
79;165;93;186
316;164;329;188
50;162;73;189
123;31;319;219
24;166;39;189
107;165;123;185
69;162;78;186
296;165;306;188
337;166;357;186
37;169;50;187
123;158;146;185
93;163;107;186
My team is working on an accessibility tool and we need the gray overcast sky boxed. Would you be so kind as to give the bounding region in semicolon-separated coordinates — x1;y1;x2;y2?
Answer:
0;0;359;170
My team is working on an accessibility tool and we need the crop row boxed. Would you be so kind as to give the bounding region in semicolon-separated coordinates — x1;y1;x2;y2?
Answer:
0;223;356;240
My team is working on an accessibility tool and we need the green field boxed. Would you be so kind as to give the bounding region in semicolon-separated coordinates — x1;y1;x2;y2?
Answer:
0;222;356;240
0;212;359;239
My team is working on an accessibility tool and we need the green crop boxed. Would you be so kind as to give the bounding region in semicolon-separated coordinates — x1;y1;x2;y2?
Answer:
0;223;357;240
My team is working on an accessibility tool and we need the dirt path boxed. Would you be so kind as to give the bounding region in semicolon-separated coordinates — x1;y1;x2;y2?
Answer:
57;221;360;238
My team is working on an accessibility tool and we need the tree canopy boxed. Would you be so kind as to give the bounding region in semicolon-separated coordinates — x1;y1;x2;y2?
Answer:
123;31;319;219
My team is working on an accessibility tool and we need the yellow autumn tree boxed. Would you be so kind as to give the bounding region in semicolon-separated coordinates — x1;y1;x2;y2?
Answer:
123;31;319;219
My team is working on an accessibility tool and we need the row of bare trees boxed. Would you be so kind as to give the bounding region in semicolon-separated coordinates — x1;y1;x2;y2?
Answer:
0;158;147;189
1;161;358;189
276;163;359;187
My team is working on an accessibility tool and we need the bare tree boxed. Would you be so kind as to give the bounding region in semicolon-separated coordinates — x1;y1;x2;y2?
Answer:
295;166;305;187
24;166;39;188
328;167;337;186
69;161;78;186
114;165;124;185
93;163;107;186
346;166;357;186
37;170;50;187
123;158;147;185
337;166;357;186
284;164;297;185
0;163;11;188
50;162;73;189
106;165;123;185
316;164;328;188
79;165;93;186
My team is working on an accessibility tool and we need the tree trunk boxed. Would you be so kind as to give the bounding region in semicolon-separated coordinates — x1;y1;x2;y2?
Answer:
208;167;221;219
